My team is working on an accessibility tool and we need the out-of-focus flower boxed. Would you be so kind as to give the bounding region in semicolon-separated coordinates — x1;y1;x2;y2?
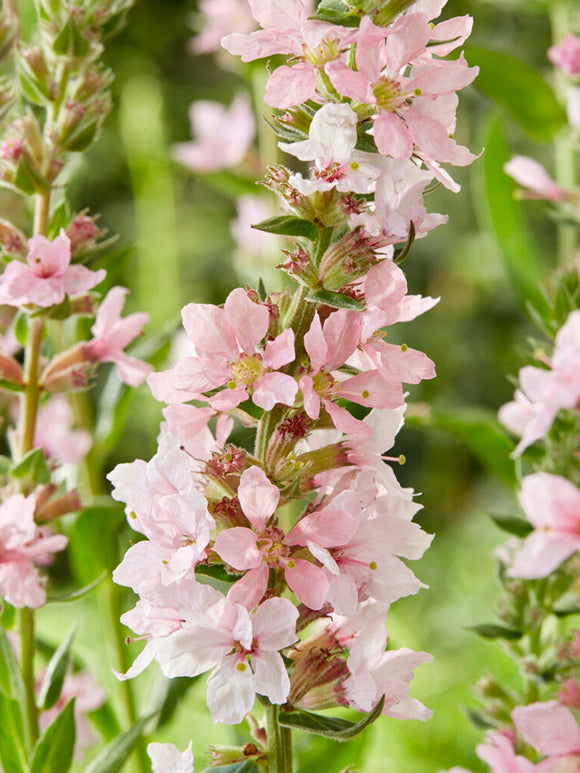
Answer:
34;395;92;465
504;156;570;203
147;742;194;773
172;96;255;173
548;34;580;77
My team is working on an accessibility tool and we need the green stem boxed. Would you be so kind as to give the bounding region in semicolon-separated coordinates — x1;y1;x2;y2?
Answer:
266;703;292;773
550;0;579;266
19;608;38;747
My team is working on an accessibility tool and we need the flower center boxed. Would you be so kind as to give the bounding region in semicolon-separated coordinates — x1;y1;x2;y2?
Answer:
230;353;264;386
372;76;408;112
312;370;336;399
302;36;341;66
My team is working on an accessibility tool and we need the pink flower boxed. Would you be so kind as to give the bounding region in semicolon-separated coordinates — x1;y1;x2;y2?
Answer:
548;35;580;77
0;494;67;608
504;156;569;203
85;286;153;387
299;309;404;436
221;0;339;109
148;288;298;412
192;0;256;54
34;395;92;465
512;701;580;771
214;465;339;610
325;14;477;174
0;230;105;308
508;473;580;579
172;96;255;173
148;584;298;724
147;742;194;773
476;728;536;773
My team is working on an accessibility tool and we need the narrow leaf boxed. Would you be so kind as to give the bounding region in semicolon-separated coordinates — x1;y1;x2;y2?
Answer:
278;696;385;741
489;512;533;538
464;706;497;730
47;571;107;604
0;378;24;392
83;716;148;773
201;762;261;773
37;625;77;711
0;624;25;701
307;289;364;310
466;47;566;140
393;221;416;265
475;114;545;310
465;623;523;640
0;693;28;773
30;699;76;773
252;215;318;240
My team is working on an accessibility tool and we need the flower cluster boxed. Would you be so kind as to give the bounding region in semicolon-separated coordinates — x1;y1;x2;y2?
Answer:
109;0;479;744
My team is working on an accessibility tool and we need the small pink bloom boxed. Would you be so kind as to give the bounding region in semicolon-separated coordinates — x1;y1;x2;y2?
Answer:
548;35;580;77
505;156;569;203
512;701;580;767
509;473;580;579
85;286;152;386
476;728;535;773
34;395;92;465
0;230;105;308
192;0;256;54
172;96;255;173
0;494;67;608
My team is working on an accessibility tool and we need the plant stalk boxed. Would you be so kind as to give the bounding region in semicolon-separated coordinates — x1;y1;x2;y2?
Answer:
266;703;292;773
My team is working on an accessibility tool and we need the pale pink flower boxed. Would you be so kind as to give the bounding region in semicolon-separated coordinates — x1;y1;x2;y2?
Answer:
508;473;580;579
0;494;67;608
568;87;580;130
512;701;580;771
85;286;152;387
476;728;536;773
504;156;569;203
214;465;341;610
34;395;92;465
344;619;433;720
0;230;105;308
147;742;194;773
279;103;389;196
147;584;298;724
192;0;255;54
548;35;580;77
299;309;404;436
172;96;255;173
39;670;105;759
148;288;298;412
500;311;580;455
325;14;477;174
222;0;340;109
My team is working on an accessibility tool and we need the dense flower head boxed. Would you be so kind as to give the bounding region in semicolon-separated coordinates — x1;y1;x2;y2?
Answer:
0;229;105;308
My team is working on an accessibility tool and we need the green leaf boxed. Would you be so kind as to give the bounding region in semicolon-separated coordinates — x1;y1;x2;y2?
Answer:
278;696;384;741
155;676;199;730
464;706;497;730
0;693;28;773
201;763;261;773
257;277;267;303
465;623;523;640
49;200;70;239
14;156;50;195
307;289;364;310
18;67;50;106
0;378;24;392
407;407;517;487
195;563;238;584
30;699;75;773
53;17;90;58
0;625;25;701
262;113;309;143
68;506;122;586
553;593;580;618
466;47;566;141
489;512;533;538
63;119;99;153
88;702;121;743
83;717;148;773
37;626;76;711
252;215;318;240
0;599;16;629
15;312;28;347
475;114;545;310
11;447;51;484
310;0;360;26
47;571;107;603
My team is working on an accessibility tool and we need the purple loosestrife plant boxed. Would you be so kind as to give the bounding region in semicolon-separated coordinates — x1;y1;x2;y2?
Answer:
110;0;479;770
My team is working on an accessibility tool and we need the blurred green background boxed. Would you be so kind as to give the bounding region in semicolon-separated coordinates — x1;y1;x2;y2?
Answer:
11;0;580;771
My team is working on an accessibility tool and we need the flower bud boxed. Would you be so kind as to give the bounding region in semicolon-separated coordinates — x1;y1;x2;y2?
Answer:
66;210;105;255
35;489;82;523
0;219;27;258
40;343;95;392
19;46;54;100
0;352;23;388
0;12;18;62
318;229;382;291
206;744;264;767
